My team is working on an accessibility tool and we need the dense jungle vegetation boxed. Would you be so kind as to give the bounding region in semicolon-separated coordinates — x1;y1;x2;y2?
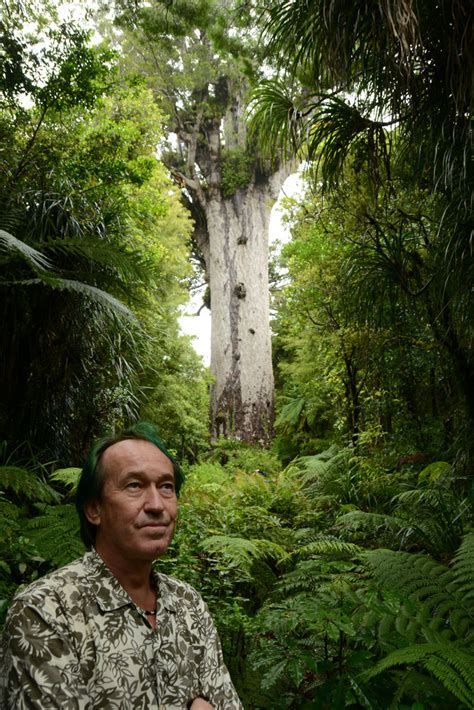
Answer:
1;1;473;708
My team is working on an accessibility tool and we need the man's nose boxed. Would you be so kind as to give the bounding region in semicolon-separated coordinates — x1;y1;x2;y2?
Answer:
144;485;165;511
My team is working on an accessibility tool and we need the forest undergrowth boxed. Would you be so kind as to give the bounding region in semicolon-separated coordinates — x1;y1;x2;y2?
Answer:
1;438;472;709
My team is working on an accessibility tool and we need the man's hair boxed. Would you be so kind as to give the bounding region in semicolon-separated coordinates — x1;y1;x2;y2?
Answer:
76;421;184;548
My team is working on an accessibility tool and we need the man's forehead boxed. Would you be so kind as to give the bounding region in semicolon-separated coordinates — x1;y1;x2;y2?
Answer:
100;438;174;473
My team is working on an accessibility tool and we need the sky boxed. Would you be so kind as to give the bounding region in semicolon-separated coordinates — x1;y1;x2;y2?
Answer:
179;172;304;365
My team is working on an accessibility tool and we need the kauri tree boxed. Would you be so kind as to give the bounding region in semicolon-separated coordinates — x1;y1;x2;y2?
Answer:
108;0;291;445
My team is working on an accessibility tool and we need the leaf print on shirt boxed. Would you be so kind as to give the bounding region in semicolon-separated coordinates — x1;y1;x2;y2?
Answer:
3;549;243;709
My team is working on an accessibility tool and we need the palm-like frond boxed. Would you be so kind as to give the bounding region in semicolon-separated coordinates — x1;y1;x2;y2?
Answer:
248;80;304;161
41;236;153;286
253;0;472;195
0;228;52;270
263;0;419;90
16;277;136;319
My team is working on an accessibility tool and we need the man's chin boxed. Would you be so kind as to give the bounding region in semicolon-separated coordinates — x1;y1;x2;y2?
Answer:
140;539;172;560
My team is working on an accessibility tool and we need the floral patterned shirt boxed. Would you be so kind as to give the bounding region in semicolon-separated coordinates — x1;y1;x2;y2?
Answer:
2;550;243;709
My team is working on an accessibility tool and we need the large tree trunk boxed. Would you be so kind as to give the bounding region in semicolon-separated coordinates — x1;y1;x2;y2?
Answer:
170;83;291;445
205;172;285;445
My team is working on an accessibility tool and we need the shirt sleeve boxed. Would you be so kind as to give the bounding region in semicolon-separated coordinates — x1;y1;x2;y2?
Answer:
195;599;243;710
2;597;90;709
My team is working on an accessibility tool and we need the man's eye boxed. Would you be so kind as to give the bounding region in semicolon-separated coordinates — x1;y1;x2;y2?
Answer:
126;481;141;489
161;483;175;493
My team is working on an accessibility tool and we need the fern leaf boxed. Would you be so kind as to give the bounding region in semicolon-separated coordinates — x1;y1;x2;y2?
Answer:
423;652;474;707
26;504;84;567
202;534;287;575
49;467;82;491
0;466;59;504
340;510;407;533
275;397;306;428
452;533;474;600
292;537;362;559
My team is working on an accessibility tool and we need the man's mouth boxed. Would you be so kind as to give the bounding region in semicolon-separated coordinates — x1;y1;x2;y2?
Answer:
139;521;169;529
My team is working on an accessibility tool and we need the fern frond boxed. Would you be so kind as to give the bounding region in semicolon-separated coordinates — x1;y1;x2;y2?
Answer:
26;504;84;567
0;466;59;503
452;533;474;601
0;499;21;523
339;510;407;533
292;536;362;560
201;534;287;575
423;651;474;707
365;644;474;707
49;467;82;491
366;543;474;645
296;447;353;499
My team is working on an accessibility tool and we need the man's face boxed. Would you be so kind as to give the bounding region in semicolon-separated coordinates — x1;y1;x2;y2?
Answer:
85;438;178;565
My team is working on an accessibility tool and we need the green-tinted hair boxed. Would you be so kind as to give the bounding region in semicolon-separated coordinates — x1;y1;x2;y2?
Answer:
76;421;184;548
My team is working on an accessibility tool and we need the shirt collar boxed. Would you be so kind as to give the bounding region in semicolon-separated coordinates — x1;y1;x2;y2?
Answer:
84;548;177;613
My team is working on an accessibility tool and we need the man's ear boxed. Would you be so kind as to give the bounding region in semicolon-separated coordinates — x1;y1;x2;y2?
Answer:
84;500;101;527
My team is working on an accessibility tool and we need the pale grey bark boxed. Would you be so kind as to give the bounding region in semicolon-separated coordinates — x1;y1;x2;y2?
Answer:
168;80;291;444
205;168;288;444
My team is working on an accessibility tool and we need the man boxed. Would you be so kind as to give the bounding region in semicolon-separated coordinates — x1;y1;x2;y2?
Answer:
2;422;243;709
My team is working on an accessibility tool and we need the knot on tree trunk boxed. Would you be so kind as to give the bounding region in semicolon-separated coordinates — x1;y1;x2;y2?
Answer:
234;282;246;299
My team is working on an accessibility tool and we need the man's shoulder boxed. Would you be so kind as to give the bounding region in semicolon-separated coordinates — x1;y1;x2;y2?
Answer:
12;552;91;605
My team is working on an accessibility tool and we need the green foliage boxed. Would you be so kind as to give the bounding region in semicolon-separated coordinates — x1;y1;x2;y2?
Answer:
205;437;281;476
363;535;474;707
0;459;63;621
26;504;84;569
339;467;472;558
220;147;253;197
0;10;203;462
49;468;82;491
260;0;474;476
2;5;474;710
1;436;472;708
0;465;59;504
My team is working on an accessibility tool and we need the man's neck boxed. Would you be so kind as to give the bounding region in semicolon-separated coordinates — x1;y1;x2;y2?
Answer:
94;544;155;601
